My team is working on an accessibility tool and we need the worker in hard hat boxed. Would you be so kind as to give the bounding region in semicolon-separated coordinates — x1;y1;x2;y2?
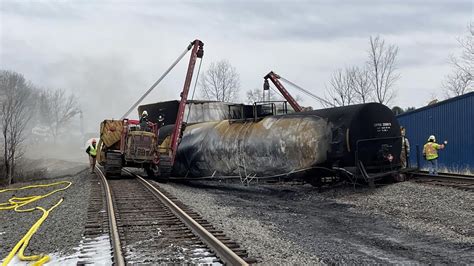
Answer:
400;127;410;168
86;139;98;173
140;110;149;130
423;135;447;175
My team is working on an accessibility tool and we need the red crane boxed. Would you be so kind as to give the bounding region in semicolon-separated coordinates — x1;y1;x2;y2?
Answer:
263;71;303;112
169;40;204;164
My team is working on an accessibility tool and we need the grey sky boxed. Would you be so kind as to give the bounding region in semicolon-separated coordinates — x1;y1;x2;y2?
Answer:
0;0;471;132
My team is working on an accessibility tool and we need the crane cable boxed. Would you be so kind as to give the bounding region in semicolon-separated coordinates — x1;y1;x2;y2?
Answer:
278;76;335;107
267;85;285;101
185;57;204;123
121;43;194;119
0;181;72;266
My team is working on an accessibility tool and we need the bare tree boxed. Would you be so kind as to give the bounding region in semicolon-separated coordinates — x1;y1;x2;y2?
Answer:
200;60;240;102
391;106;404;115
352;67;373;103
246;88;283;104
324;36;398;107
367;35;400;105
452;23;474;76
443;23;473;97
246;88;264;104
0;70;34;185
443;69;471;97
325;68;356;106
39;89;80;139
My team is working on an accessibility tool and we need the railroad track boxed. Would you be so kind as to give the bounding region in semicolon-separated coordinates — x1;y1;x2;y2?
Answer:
77;172;113;265
92;167;250;265
411;171;474;191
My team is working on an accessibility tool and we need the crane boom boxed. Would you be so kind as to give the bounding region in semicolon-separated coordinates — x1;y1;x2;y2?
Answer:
264;71;303;112
169;39;204;163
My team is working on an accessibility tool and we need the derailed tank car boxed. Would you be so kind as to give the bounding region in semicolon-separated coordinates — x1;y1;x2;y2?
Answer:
308;103;402;181
173;115;333;178
142;101;402;185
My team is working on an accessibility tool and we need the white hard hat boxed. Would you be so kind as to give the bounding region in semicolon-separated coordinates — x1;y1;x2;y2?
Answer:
428;135;436;142
142;110;148;116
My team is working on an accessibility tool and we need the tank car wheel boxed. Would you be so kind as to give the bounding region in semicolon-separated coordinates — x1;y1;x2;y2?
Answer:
156;176;169;183
154;170;170;183
305;176;323;188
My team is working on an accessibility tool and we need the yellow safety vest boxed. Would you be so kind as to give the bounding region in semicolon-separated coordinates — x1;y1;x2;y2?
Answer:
89;145;97;156
423;142;439;160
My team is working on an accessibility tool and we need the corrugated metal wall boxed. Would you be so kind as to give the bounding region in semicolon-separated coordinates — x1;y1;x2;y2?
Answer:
397;92;474;172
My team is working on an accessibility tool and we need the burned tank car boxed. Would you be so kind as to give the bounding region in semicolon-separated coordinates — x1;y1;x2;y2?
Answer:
301;103;402;174
159;102;401;179
171;115;332;177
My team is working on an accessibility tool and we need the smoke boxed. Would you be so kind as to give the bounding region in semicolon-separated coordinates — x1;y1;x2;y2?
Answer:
43;55;148;133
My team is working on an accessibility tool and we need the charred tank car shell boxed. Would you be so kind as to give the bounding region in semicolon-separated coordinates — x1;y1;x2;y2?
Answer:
172;115;332;177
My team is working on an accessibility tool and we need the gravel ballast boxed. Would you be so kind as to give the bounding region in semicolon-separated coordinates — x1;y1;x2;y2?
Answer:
0;169;91;261
332;182;474;244
158;180;474;264
158;180;322;265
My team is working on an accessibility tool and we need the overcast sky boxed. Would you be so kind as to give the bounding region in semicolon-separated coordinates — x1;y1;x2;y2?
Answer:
1;0;472;132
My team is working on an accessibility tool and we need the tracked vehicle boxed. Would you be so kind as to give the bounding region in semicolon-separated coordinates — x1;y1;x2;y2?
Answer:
96;39;204;178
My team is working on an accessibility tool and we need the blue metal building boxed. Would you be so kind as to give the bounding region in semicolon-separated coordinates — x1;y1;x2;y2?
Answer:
397;92;474;172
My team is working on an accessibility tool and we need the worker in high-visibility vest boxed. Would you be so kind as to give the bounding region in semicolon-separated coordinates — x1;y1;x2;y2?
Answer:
140;110;150;131
423;135;447;175
86;139;97;173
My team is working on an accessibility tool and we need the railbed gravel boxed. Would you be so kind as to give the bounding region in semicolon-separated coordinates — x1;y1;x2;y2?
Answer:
156;180;322;265
157;179;474;265
0;168;91;261
331;181;474;244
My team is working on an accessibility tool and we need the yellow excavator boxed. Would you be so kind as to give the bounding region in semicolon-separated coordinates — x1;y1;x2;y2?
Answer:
96;39;204;178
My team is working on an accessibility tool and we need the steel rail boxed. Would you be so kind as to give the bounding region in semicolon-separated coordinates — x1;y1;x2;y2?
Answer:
94;166;125;266
415;170;474;180
124;169;249;266
412;171;474;192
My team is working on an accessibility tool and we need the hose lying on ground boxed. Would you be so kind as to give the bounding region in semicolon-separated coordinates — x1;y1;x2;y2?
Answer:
0;180;72;266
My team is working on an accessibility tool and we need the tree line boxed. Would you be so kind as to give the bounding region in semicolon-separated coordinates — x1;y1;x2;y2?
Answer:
0;70;80;185
198;26;472;109
197;35;402;107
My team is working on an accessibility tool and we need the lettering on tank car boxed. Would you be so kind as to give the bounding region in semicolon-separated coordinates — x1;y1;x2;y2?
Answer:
373;122;392;132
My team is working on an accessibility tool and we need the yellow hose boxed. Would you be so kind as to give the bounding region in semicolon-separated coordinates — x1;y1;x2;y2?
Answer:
0;181;72;266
